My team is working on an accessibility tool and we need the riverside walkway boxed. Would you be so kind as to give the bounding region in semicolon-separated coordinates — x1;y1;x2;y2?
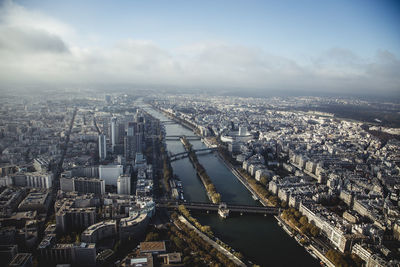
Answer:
175;215;246;267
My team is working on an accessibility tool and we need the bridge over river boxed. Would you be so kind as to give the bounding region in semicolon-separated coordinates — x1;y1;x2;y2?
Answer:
160;120;177;125
165;135;201;141
169;147;217;161
156;200;280;215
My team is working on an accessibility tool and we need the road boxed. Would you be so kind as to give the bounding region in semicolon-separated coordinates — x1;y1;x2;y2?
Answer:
54;107;77;189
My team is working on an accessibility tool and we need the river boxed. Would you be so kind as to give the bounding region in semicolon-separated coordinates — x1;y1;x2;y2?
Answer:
145;106;320;267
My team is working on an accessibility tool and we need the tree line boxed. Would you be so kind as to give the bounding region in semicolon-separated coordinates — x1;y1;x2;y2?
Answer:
182;137;221;204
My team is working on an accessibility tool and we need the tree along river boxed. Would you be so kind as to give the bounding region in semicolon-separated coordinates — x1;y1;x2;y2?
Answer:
146;107;320;267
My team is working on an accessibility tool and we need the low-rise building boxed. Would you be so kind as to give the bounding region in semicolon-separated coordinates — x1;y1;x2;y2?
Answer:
38;242;96;266
18;190;51;214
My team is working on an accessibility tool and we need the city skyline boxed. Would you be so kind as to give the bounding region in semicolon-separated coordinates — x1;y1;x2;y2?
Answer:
0;0;399;96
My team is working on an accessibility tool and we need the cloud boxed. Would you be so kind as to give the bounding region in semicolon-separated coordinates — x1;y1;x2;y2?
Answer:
0;1;399;96
0;26;69;53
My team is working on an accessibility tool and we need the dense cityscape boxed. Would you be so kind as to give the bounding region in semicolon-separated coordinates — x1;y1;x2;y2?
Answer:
0;91;399;266
1;0;400;266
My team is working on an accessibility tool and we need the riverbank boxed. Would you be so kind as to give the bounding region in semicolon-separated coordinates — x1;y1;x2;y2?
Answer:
181;137;221;204
275;214;334;267
175;215;246;267
146;104;320;267
151;104;197;131
217;153;270;207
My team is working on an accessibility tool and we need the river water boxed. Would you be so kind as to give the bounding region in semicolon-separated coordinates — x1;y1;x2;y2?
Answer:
146;107;320;267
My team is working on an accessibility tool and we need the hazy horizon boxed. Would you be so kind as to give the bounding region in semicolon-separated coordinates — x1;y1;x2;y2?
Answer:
0;0;399;97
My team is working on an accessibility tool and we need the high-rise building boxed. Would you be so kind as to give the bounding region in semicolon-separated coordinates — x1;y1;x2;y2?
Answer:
98;134;107;160
136;117;144;154
136;132;143;154
110;117;117;153
105;94;111;104
117;123;125;144
117;175;131;195
127;122;136;136
124;122;137;160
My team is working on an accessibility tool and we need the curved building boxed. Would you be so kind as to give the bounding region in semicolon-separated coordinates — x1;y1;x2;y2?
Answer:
81;220;117;243
119;212;148;241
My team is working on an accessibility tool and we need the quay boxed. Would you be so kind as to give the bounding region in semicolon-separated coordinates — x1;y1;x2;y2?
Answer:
175;215;246;267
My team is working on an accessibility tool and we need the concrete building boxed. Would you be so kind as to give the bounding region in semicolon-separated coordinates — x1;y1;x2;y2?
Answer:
60;177;105;195
0;176;12;187
352;243;372;263
111;117;117;153
299;202;351;253
0;188;26;215
99;165;123;186
55;196;97;233
59;177;74;192
25;173;53;189
18;190;51;214
33;158;49;172
38;242;96;266
119;212;148;241
117;175;131;195
56;206;96;233
81;220;117;243
98;134;107;160
63;166;99;178
13;172;53;189
125;122;137;160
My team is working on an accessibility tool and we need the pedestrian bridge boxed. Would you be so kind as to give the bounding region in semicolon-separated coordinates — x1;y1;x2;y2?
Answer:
169;147;217;161
156;200;279;215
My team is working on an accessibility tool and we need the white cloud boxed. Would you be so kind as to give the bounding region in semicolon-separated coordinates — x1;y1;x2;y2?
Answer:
0;1;399;95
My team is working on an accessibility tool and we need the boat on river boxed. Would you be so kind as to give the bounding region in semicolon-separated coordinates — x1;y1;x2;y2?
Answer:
218;203;230;219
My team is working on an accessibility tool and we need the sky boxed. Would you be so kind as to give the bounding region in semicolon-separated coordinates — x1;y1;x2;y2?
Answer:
0;0;399;95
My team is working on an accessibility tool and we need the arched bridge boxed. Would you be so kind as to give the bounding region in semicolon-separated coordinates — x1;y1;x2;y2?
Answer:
156;200;280;215
169;147;217;161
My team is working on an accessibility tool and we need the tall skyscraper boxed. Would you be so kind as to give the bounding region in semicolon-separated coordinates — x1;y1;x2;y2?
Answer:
117;122;125;144
136;113;145;154
111;117;117;153
98;134;107;160
124;122;137;160
105;94;111;104
117;174;131;195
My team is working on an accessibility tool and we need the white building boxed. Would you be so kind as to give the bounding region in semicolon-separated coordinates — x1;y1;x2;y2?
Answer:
25;173;53;189
13;172;53;189
111;117;117;153
117;175;131;195
99;165;123;186
0;176;12;187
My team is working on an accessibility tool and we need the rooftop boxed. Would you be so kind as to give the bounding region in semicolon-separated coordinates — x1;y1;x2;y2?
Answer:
140;241;166;253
